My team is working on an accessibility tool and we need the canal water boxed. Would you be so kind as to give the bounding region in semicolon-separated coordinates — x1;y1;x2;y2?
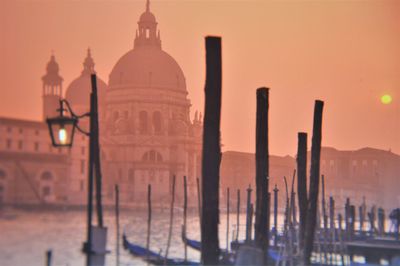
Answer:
0;207;258;266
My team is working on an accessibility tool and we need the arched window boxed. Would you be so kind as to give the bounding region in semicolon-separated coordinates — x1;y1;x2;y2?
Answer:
42;186;51;197
153;111;163;135
0;169;6;180
128;169;135;182
142;150;163;163
139;111;148;134
41;171;52;181
113;111;119;122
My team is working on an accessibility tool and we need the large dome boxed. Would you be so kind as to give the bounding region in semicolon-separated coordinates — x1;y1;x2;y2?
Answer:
108;47;186;92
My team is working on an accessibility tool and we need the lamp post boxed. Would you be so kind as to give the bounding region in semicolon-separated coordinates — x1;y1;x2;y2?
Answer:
46;74;105;266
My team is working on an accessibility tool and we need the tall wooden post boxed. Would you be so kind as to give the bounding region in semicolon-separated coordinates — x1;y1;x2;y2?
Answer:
46;250;52;266
146;184;152;264
165;175;176;261
350;205;355;240
254;87;270;263
345;198;350;238
246;185;253;242
297;132;308;251
321;175;328;231
273;185;279;247
378;208;385;236
303;100;324;266
115;185;120;266
183;176;188;261
226;187;230;251
236;189;240;241
201;36;222;265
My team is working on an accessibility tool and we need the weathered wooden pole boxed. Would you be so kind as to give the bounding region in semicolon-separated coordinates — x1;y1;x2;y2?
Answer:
183;176;188;261
46;249;52;266
350;205;355;240
378;207;385;236
329;196;335;230
321;175;328;264
165;175;176;261
249;203;254;240
201;36;222;265
338;214;345;266
236;189;240;241
290;170;297;226
246;185;253;242
303;100;324;266
115;185;120;266
146;184;152;264
360;197;366;234
345;198;350;238
321;175;328;231
273;184;279;247
329;196;336;265
283;176;290;233
254;87;270;263
297;132;308;251
226;187;230;251
368;206;376;236
359;205;364;234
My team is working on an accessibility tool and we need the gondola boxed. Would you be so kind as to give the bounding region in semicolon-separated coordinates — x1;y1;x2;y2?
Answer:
123;233;200;266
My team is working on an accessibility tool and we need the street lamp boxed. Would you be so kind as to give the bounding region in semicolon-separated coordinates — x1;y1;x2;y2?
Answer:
46;100;80;147
46;74;106;266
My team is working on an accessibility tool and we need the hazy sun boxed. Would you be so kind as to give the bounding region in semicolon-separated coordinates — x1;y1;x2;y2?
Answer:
381;94;392;105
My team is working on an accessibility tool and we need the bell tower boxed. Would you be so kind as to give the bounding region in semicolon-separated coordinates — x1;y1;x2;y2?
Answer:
134;0;161;49
42;53;63;120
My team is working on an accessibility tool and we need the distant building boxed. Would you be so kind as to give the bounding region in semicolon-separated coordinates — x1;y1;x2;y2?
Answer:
219;147;400;211
317;147;400;210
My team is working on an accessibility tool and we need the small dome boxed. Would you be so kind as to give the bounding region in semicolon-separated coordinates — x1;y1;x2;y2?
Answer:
46;55;59;74
108;48;186;92
42;54;63;86
139;11;156;23
65;49;108;111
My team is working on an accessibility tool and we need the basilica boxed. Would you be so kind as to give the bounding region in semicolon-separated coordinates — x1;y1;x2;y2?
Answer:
0;0;399;210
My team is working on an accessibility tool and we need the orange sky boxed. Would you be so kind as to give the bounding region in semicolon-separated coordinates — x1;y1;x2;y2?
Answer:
0;0;399;156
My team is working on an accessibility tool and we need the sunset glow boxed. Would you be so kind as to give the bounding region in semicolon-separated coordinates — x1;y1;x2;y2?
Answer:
381;94;393;105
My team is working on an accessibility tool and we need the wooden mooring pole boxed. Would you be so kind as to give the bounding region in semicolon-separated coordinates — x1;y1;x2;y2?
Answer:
226;187;230;251
115;185;120;266
378;207;385;236
297;132;308;251
201;36;222;265
246;185;253;243
273;184;279;247
165;175;176;261
183;176;188;261
46;249;52;266
236;189;240;241
303;100;324;266
146;184;152;265
254;87;270;264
